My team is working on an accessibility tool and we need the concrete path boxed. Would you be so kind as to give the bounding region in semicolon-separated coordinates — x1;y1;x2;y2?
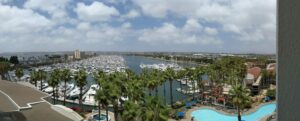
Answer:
0;92;18;112
0;80;48;107
0;79;75;121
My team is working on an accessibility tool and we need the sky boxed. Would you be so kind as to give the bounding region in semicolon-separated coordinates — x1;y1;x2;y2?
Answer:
0;0;276;54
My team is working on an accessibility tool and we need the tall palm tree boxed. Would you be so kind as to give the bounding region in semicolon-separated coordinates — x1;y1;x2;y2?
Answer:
61;69;72;106
0;62;10;80
147;74;158;96
95;78;111;121
37;70;47;90
49;69;60;104
195;66;206;100
122;100;141;121
107;73;121;121
184;68;193;95
94;70;107;120
125;78;144;102
159;70;168;104
15;68;24;81
95;87;105;121
74;69;87;110
30;70;38;87
229;84;251;121
140;96;169;121
165;68;175;107
152;69;160;97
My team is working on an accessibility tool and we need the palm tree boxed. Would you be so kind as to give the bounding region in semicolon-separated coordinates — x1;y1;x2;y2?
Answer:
195;66;206;100
165;68;175;107
61;69;72;106
94;70;106;85
15;68;24;81
125;78;144;102
95;78;111;121
74;69;87;110
229;85;251;121
30;70;38;87
184;68;193;95
94;70;107;120
106;73;122;121
49;69;60;104
37;70;47;90
152;69;160;97
141;69;157;96
0;62;10;80
122;100;141;121
140;96;169;121
95;88;105;121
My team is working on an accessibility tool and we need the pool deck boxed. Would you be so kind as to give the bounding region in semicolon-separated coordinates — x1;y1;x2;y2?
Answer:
0;79;75;121
170;101;276;121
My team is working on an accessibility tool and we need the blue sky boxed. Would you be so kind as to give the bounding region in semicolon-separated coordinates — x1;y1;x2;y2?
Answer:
0;0;276;53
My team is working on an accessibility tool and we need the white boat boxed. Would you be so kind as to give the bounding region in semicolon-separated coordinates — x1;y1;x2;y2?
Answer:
37;81;48;90
59;83;75;94
67;85;89;100
43;87;54;93
83;84;99;104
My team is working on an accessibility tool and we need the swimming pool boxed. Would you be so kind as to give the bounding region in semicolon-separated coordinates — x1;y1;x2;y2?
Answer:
191;103;276;121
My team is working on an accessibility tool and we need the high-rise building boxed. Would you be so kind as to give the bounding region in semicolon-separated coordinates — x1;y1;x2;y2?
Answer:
74;49;80;59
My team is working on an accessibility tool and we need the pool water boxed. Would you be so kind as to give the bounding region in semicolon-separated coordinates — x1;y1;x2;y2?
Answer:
191;103;276;121
92;114;108;121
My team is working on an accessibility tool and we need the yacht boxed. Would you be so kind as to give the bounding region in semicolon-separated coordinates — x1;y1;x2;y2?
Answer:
67;85;89;100
83;84;99;104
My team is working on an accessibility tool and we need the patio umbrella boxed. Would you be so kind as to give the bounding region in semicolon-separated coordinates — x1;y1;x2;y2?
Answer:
177;112;185;118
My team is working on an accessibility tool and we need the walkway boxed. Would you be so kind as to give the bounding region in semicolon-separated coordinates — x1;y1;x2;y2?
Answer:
0;79;75;121
0;92;18;112
0;80;47;107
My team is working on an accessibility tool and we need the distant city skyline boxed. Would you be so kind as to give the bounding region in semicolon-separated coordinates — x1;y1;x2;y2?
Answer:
0;0;276;54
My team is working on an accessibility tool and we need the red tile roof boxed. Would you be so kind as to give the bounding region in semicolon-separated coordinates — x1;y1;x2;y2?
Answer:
248;67;261;78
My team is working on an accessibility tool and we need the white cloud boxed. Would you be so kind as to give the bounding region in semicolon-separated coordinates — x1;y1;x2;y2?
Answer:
121;22;132;29
138;22;221;45
132;0;168;18
204;27;218;35
24;0;70;24
74;2;119;22
183;18;202;33
77;22;91;31
123;9;140;19
0;4;52;34
132;0;276;43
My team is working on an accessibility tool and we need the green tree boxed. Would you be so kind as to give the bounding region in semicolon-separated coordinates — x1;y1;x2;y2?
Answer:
0;62;10;79
37;70;47;90
61;69;72;105
106;73;122;121
94;70;107;121
49;69;60;104
140;96;169;121
15;68;24;81
165;68;175;107
9;56;19;65
74;69;87;110
30;70;38;87
122;100;141;121
229;85;251;121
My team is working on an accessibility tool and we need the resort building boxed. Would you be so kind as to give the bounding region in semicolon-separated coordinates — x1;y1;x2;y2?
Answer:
244;67;262;95
74;49;80;59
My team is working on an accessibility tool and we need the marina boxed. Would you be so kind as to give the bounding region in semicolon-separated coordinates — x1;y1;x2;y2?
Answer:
7;55;192;110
